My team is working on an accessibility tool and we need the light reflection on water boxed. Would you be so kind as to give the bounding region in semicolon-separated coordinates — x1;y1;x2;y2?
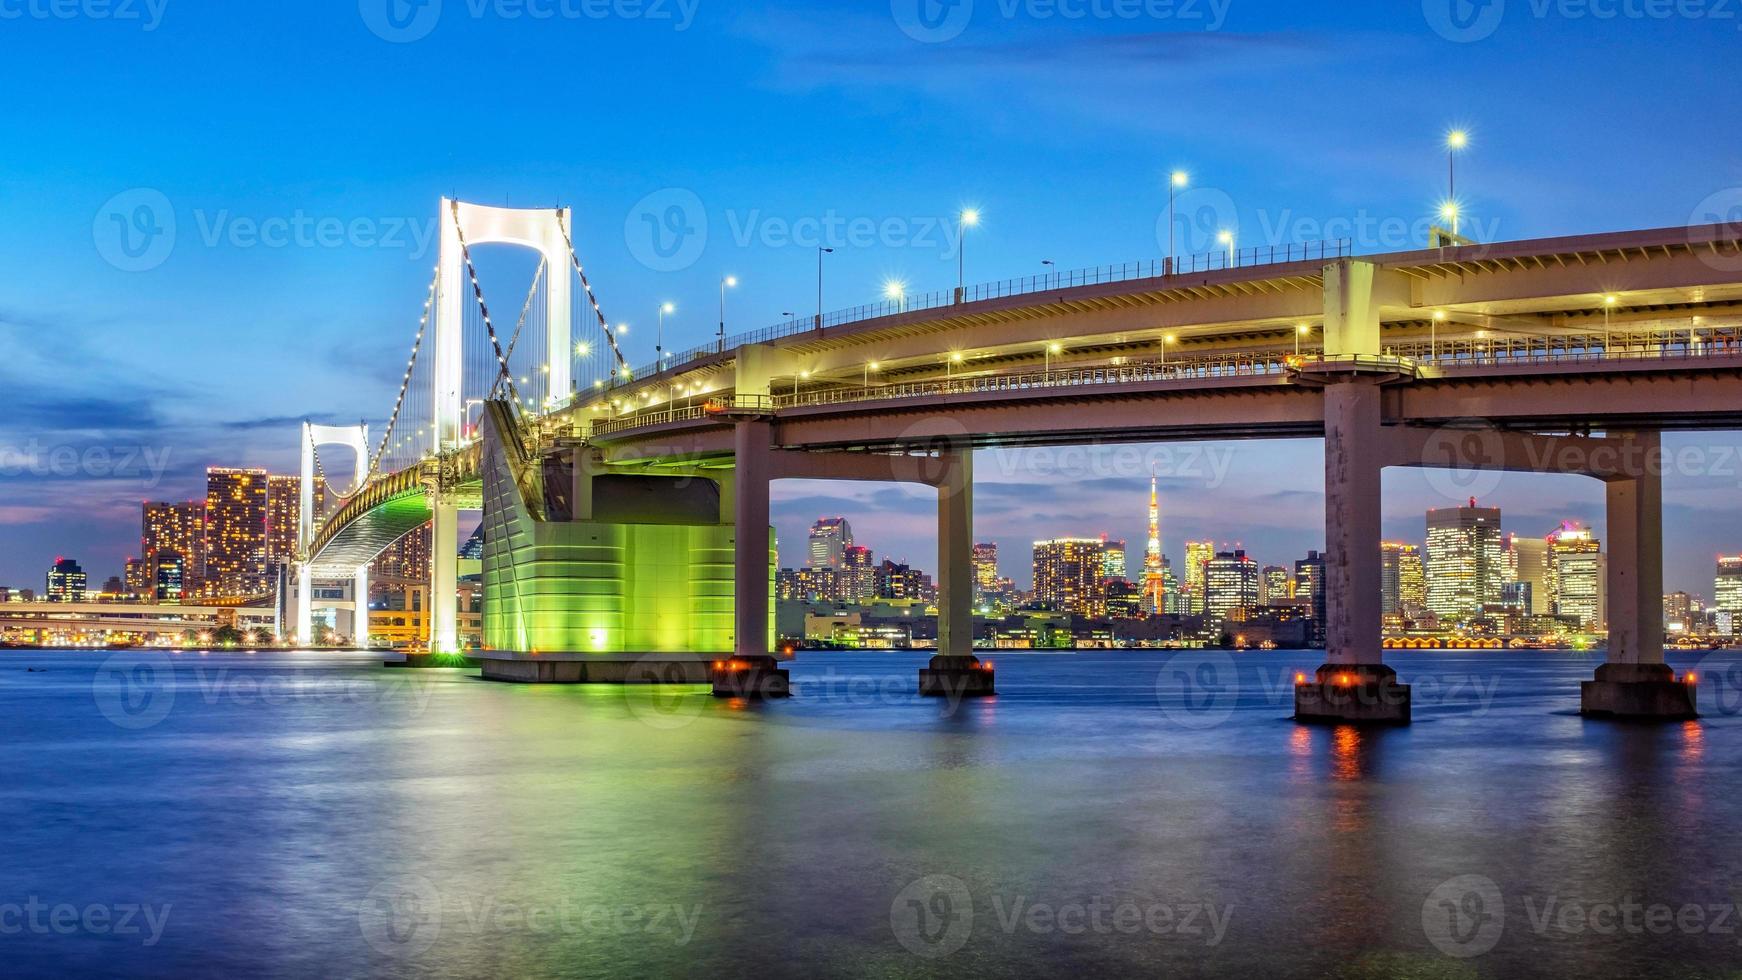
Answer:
0;648;1737;979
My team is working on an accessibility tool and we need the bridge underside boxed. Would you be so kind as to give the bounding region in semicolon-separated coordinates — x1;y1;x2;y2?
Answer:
306;489;435;579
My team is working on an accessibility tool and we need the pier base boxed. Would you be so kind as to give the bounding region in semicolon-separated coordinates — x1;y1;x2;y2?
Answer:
919;655;996;698
710;656;791;698
1294;664;1411;725
1581;663;1697;720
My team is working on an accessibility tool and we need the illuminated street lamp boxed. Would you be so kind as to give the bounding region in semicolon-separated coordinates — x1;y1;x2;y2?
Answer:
657;302;674;369
1433;310;1447;359
718;276;737;352
1168;171;1189;273
1604;294;1619;352
1045;341;1063;377
1296;323;1310;356
883;278;908;313
1217;229;1236;267
864;360;880;388
1446;129;1469;203
957;208;980;302
1162;333;1176;366
1440;201;1461;238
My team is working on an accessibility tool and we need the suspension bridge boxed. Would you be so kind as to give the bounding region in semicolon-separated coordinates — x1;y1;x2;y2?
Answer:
294;198;1742;719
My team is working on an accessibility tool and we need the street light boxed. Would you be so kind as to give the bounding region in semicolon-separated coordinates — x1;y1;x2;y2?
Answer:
1042;258;1055;289
657;302;674;370
1296;323;1310;356
1604;295;1619;352
1446;129;1469;203
718;276;737;352
1217;229;1236;267
1433;310;1447;359
947;351;965;378
1045;341;1063;377
1162;333;1176;365
957;208;980;302
883;278;907;313
1168;171;1189;273
864;360;880;388
816;248;834;329
1439;201;1461;238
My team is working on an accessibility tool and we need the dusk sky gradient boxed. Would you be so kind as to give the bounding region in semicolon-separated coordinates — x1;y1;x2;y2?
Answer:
3;0;1741;593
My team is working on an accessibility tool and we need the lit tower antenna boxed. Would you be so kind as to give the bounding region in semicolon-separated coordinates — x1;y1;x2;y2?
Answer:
1144;467;1166;614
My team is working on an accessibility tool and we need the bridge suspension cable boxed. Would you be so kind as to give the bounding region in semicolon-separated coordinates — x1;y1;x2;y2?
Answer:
369;268;440;477
556;215;631;383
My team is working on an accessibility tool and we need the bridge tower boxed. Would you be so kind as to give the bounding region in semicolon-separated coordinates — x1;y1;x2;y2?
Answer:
295;422;369;644
431;200;576;652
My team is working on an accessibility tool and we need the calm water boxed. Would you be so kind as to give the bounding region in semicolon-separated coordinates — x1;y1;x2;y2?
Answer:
4;648;1742;979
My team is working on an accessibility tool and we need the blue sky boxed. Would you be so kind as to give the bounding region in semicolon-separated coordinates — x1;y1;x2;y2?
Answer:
2;0;1741;592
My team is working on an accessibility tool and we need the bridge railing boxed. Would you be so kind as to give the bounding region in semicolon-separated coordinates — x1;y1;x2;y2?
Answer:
626;239;1352;381
1385;327;1742;367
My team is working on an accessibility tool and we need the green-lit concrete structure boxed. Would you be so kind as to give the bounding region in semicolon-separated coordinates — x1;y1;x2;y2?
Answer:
475;402;774;681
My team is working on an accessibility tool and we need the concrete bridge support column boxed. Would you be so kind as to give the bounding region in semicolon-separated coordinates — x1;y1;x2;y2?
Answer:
921;450;994;699
1296;380;1409;724
295;565;313;647
352;565;370;649
1583;432;1696;719
716;418;789;697
430;495;460;654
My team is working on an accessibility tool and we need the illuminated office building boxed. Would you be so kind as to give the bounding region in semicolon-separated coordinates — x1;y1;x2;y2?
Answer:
972;543;999;605
1714;556;1742;616
1184;541;1214;615
1033;538;1110;617
1204;550;1260;625
1425;502;1504;622
1546;522;1605;629
808;518;853;570
46;557;87;602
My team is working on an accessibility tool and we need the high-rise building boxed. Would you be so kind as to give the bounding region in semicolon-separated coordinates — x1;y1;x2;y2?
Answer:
1665;591;1694;634
143;500;206;594
154;552;187;603
1204;550;1260;625
1142;472;1166;614
46;558;87;602
1184;541;1215;615
124;557;151;595
1546;522;1604;629
1099;536;1127;582
1380;542;1424;616
266;474;322;570
204;467;270;598
972;543;999;606
843;545;877;603
808;518;854;570
1714;556;1742;616
1505;533;1550;615
1398;547;1426;614
1261;565;1291;606
1160;562;1183;616
1425;501;1504;622
877;559;926;601
374;522;433;581
1032;538;1109;617
1294;551;1326;640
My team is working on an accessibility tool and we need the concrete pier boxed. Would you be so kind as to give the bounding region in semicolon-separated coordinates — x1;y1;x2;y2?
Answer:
709;655;791;698
1581;663;1697;720
919;450;994;698
1295;664;1411;726
480;652;716;684
387;653;482;669
919;655;996;699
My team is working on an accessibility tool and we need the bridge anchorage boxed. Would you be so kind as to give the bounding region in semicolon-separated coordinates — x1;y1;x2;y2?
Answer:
313;203;1741;718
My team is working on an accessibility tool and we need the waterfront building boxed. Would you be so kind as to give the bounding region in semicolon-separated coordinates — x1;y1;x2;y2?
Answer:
972;542;999;605
142;500;206;593
1546;522;1605;629
1184;540;1214;615
46;558;87;602
1204;550;1261;625
203;468;270;598
1425;502;1505;622
1715;556;1742;617
1032;538;1110;617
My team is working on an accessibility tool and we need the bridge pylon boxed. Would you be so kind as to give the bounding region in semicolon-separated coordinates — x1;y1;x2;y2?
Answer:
295;422;369;645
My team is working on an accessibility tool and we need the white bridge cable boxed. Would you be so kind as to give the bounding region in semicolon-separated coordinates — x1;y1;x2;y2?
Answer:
368;269;440;478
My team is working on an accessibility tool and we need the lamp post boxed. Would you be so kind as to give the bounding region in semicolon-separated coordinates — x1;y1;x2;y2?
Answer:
1168;171;1188;274
1217;229;1236;268
1042;258;1055;289
1604;295;1619;353
816;248;833;330
883;278;907;314
718;276;737;352
1433;310;1446;360
1045;342;1062;379
957;209;980;303
1296;323;1309;356
864;360;879;389
1440;201;1461;239
1446;129;1468;204
656;303;674;371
